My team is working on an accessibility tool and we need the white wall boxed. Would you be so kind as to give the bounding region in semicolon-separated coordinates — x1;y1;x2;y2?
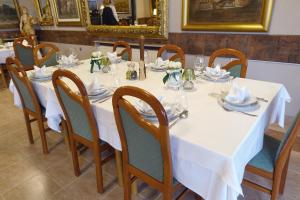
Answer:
17;0;300;117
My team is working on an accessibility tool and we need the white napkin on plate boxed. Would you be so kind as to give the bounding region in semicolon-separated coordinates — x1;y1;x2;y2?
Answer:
4;42;13;48
61;54;78;66
137;96;170;115
107;52;121;63
92;51;102;58
225;83;250;104
205;64;229;78
168;61;182;68
33;65;47;78
86;77;103;94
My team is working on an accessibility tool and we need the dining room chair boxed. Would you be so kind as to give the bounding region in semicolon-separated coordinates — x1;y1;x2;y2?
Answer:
0;64;8;88
113;41;132;61
33;43;59;67
6;57;55;154
157;44;185;68
208;48;248;78
112;86;188;200
13;36;35;70
243;111;300;200
52;69;115;193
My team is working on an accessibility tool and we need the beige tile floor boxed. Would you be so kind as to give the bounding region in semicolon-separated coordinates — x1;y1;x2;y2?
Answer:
0;87;299;200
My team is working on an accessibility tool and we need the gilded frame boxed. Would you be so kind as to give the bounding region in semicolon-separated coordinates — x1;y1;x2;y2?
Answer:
53;0;83;26
81;0;168;39
0;0;20;29
182;0;274;32
34;0;54;25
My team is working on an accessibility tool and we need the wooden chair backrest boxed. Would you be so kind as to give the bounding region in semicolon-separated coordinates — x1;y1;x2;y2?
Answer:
6;57;42;115
52;69;99;144
112;86;173;189
34;43;59;67
275;112;300;177
208;48;248;78
113;41;132;61
157;44;185;67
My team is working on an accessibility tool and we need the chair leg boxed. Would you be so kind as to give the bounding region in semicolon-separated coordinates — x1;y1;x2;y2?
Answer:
123;170;131;200
23;112;34;144
0;66;7;88
94;147;104;193
70;139;81;176
37;119;49;154
115;150;124;187
163;190;172;200
279;156;290;194
61;119;71;150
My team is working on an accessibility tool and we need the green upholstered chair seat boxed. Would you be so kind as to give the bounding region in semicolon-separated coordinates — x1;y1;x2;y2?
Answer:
248;135;281;173
228;64;242;78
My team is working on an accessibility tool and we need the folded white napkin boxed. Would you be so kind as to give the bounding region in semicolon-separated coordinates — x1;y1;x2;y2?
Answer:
21;40;30;47
86;77;102;94
137;96;168;115
61;54;78;65
107;52;121;64
92;51;102;58
205;64;229;78
33;65;47;77
168;61;182;68
4;42;13;48
225;83;250;104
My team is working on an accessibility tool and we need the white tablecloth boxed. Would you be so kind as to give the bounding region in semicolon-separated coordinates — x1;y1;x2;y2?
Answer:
9;60;291;200
0;48;14;64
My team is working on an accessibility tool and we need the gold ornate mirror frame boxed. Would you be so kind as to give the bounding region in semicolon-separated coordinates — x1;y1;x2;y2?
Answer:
80;0;168;39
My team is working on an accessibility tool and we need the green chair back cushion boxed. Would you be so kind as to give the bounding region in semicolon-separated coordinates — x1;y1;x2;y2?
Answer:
57;85;93;141
15;44;35;67
11;73;35;112
121;52;129;61
275;111;300;160
119;107;164;182
40;53;58;67
228;64;242;78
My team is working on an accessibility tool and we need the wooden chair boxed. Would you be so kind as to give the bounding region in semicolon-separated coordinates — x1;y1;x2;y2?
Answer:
0;65;8;88
157;44;185;67
34;43;59;67
112;86;188;200
243;111;300;200
6;57;53;154
52;69;114;193
113;41;132;61
208;48;248;78
13;37;35;70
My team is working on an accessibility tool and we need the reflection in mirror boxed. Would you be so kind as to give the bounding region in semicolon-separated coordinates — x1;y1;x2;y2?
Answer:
87;0;159;26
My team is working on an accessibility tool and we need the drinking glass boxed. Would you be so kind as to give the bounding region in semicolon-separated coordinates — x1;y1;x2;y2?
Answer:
194;55;205;73
144;50;150;65
56;53;62;67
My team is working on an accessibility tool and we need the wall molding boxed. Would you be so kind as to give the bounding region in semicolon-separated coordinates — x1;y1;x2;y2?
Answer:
36;30;300;64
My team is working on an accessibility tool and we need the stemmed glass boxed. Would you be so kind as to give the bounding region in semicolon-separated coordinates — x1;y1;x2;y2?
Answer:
56;53;62;68
194;55;205;73
144;50;151;65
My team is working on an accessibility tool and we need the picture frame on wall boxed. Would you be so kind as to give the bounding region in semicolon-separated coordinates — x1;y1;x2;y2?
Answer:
34;0;54;25
52;0;82;26
114;0;131;14
182;0;274;32
0;0;20;29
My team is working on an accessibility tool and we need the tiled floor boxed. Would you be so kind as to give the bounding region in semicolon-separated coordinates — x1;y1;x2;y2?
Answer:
0;87;299;200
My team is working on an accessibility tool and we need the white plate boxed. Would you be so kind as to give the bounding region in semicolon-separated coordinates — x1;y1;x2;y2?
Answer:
136;101;173;117
88;87;107;96
88;90;111;100
219;98;260;113
222;93;258;107
142;110;178;123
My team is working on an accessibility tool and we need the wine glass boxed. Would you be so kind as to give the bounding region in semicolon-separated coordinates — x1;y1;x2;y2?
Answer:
194;55;205;73
144;50;150;65
56;53;62;67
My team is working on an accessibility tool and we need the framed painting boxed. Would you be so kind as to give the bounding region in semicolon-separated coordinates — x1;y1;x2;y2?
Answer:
182;0;274;32
114;0;130;14
34;0;54;25
53;0;82;26
0;0;20;29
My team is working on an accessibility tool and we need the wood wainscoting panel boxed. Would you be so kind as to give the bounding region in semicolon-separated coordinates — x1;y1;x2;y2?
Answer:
36;30;300;64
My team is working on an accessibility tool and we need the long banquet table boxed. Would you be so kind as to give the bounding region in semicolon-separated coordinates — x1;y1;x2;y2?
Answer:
10;60;291;200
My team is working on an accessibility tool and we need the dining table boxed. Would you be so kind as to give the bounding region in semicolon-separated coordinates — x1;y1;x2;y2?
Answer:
9;59;291;200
